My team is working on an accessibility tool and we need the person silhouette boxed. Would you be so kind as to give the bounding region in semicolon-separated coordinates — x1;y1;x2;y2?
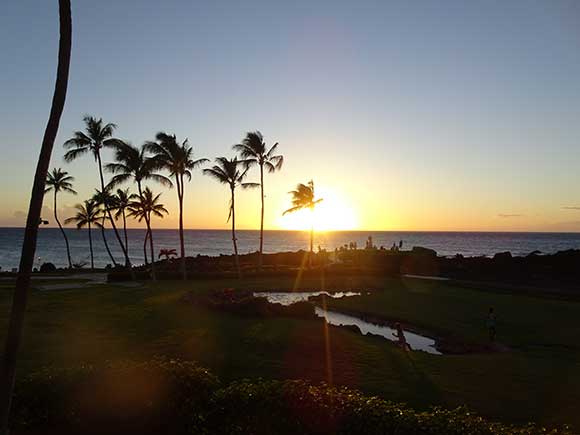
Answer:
392;323;410;351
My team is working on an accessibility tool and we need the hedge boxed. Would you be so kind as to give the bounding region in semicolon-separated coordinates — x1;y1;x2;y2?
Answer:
11;360;571;435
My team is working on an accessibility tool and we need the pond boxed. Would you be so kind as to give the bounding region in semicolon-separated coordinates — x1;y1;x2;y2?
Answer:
315;307;441;355
253;290;442;355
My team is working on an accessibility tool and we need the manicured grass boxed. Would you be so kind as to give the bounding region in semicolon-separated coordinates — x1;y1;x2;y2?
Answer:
1;274;579;429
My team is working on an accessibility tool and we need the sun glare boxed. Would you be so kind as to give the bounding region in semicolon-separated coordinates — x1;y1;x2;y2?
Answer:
277;187;358;231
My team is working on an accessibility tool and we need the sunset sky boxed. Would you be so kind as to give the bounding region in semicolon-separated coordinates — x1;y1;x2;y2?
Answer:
1;1;580;231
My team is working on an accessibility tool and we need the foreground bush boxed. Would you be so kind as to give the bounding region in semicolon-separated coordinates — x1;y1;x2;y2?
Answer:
207;380;569;435
11;360;571;435
12;358;219;434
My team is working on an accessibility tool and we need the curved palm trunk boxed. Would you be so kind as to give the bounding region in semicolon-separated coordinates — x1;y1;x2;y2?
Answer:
53;191;72;268
0;1;71;431
96;152;132;271
258;165;264;271
231;187;241;279
177;174;186;280
100;216;117;267
88;222;94;271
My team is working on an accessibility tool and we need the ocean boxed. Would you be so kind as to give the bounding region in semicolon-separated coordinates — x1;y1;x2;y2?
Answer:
0;228;580;271
1;227;580;271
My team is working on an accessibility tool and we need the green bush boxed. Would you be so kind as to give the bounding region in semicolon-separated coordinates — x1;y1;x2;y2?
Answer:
10;361;571;435
207;380;570;435
12;358;219;434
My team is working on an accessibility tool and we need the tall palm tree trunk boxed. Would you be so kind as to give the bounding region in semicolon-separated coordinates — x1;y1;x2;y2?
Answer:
309;210;314;269
53;191;72;268
143;229;149;265
138;183;155;280
122;210;128;254
96;152;131;270
259;165;264;271
0;1;71;431
100;217;117;267
177;175;186;280
88;222;94;270
147;212;156;280
231;188;241;278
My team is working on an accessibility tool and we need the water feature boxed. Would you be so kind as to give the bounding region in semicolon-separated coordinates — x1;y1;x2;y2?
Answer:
315;307;441;355
253;290;442;355
253;291;361;306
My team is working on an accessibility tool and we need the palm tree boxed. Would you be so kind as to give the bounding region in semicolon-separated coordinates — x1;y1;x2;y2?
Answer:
44;168;77;268
283;180;323;267
159;248;177;261
64;200;101;270
233;131;283;270
145;132;208;280
92;188;119;267
106;141;171;273
204;157;259;278
114;188;131;253
63;116;132;269
0;1;71;430
127;188;168;280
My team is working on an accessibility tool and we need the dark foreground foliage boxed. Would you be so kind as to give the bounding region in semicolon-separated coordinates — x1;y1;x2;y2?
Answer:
11;359;571;435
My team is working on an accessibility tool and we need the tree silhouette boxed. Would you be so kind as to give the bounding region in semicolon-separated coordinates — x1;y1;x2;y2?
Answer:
64;200;101;270
92;188;119;267
44;168;77;268
114;188;132;253
127;188;168;280
159;248;177;260
63;116;132;270
106;141;171;275
283;180;323;267
0;1;71;429
145;132;207;280
204;157;259;278
233;131;283;271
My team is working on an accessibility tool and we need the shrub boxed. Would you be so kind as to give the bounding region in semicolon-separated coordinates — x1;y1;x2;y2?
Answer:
12;358;219;434
10;362;571;435
207;380;570;435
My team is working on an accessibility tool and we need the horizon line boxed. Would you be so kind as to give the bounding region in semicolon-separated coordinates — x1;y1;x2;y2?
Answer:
1;226;580;235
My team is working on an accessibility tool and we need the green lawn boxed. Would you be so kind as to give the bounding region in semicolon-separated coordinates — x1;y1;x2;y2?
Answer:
1;274;579;429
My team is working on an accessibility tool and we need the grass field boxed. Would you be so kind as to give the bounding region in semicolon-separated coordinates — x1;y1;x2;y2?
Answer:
1;274;579;429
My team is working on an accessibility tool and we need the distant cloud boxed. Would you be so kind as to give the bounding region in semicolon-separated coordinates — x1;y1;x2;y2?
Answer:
497;214;523;218
12;211;26;220
562;206;580;211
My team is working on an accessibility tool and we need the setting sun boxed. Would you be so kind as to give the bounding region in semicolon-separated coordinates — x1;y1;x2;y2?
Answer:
277;187;358;231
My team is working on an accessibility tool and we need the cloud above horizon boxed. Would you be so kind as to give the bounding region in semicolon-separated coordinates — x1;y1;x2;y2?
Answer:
497;214;523;218
562;206;580;211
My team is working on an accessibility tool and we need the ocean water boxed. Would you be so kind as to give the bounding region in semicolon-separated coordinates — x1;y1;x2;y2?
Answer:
1;227;580;270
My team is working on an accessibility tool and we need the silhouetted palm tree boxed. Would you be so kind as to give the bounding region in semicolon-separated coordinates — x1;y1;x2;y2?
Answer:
64;200;101;270
45;168;77;268
233;131;283;271
0;2;71;429
204;157;259;278
63;116;132;269
145;132;208;280
114;188;131;253
283;180;323;267
106;141;171;272
92;188;118;267
159;248;177;261
127;188;168;280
